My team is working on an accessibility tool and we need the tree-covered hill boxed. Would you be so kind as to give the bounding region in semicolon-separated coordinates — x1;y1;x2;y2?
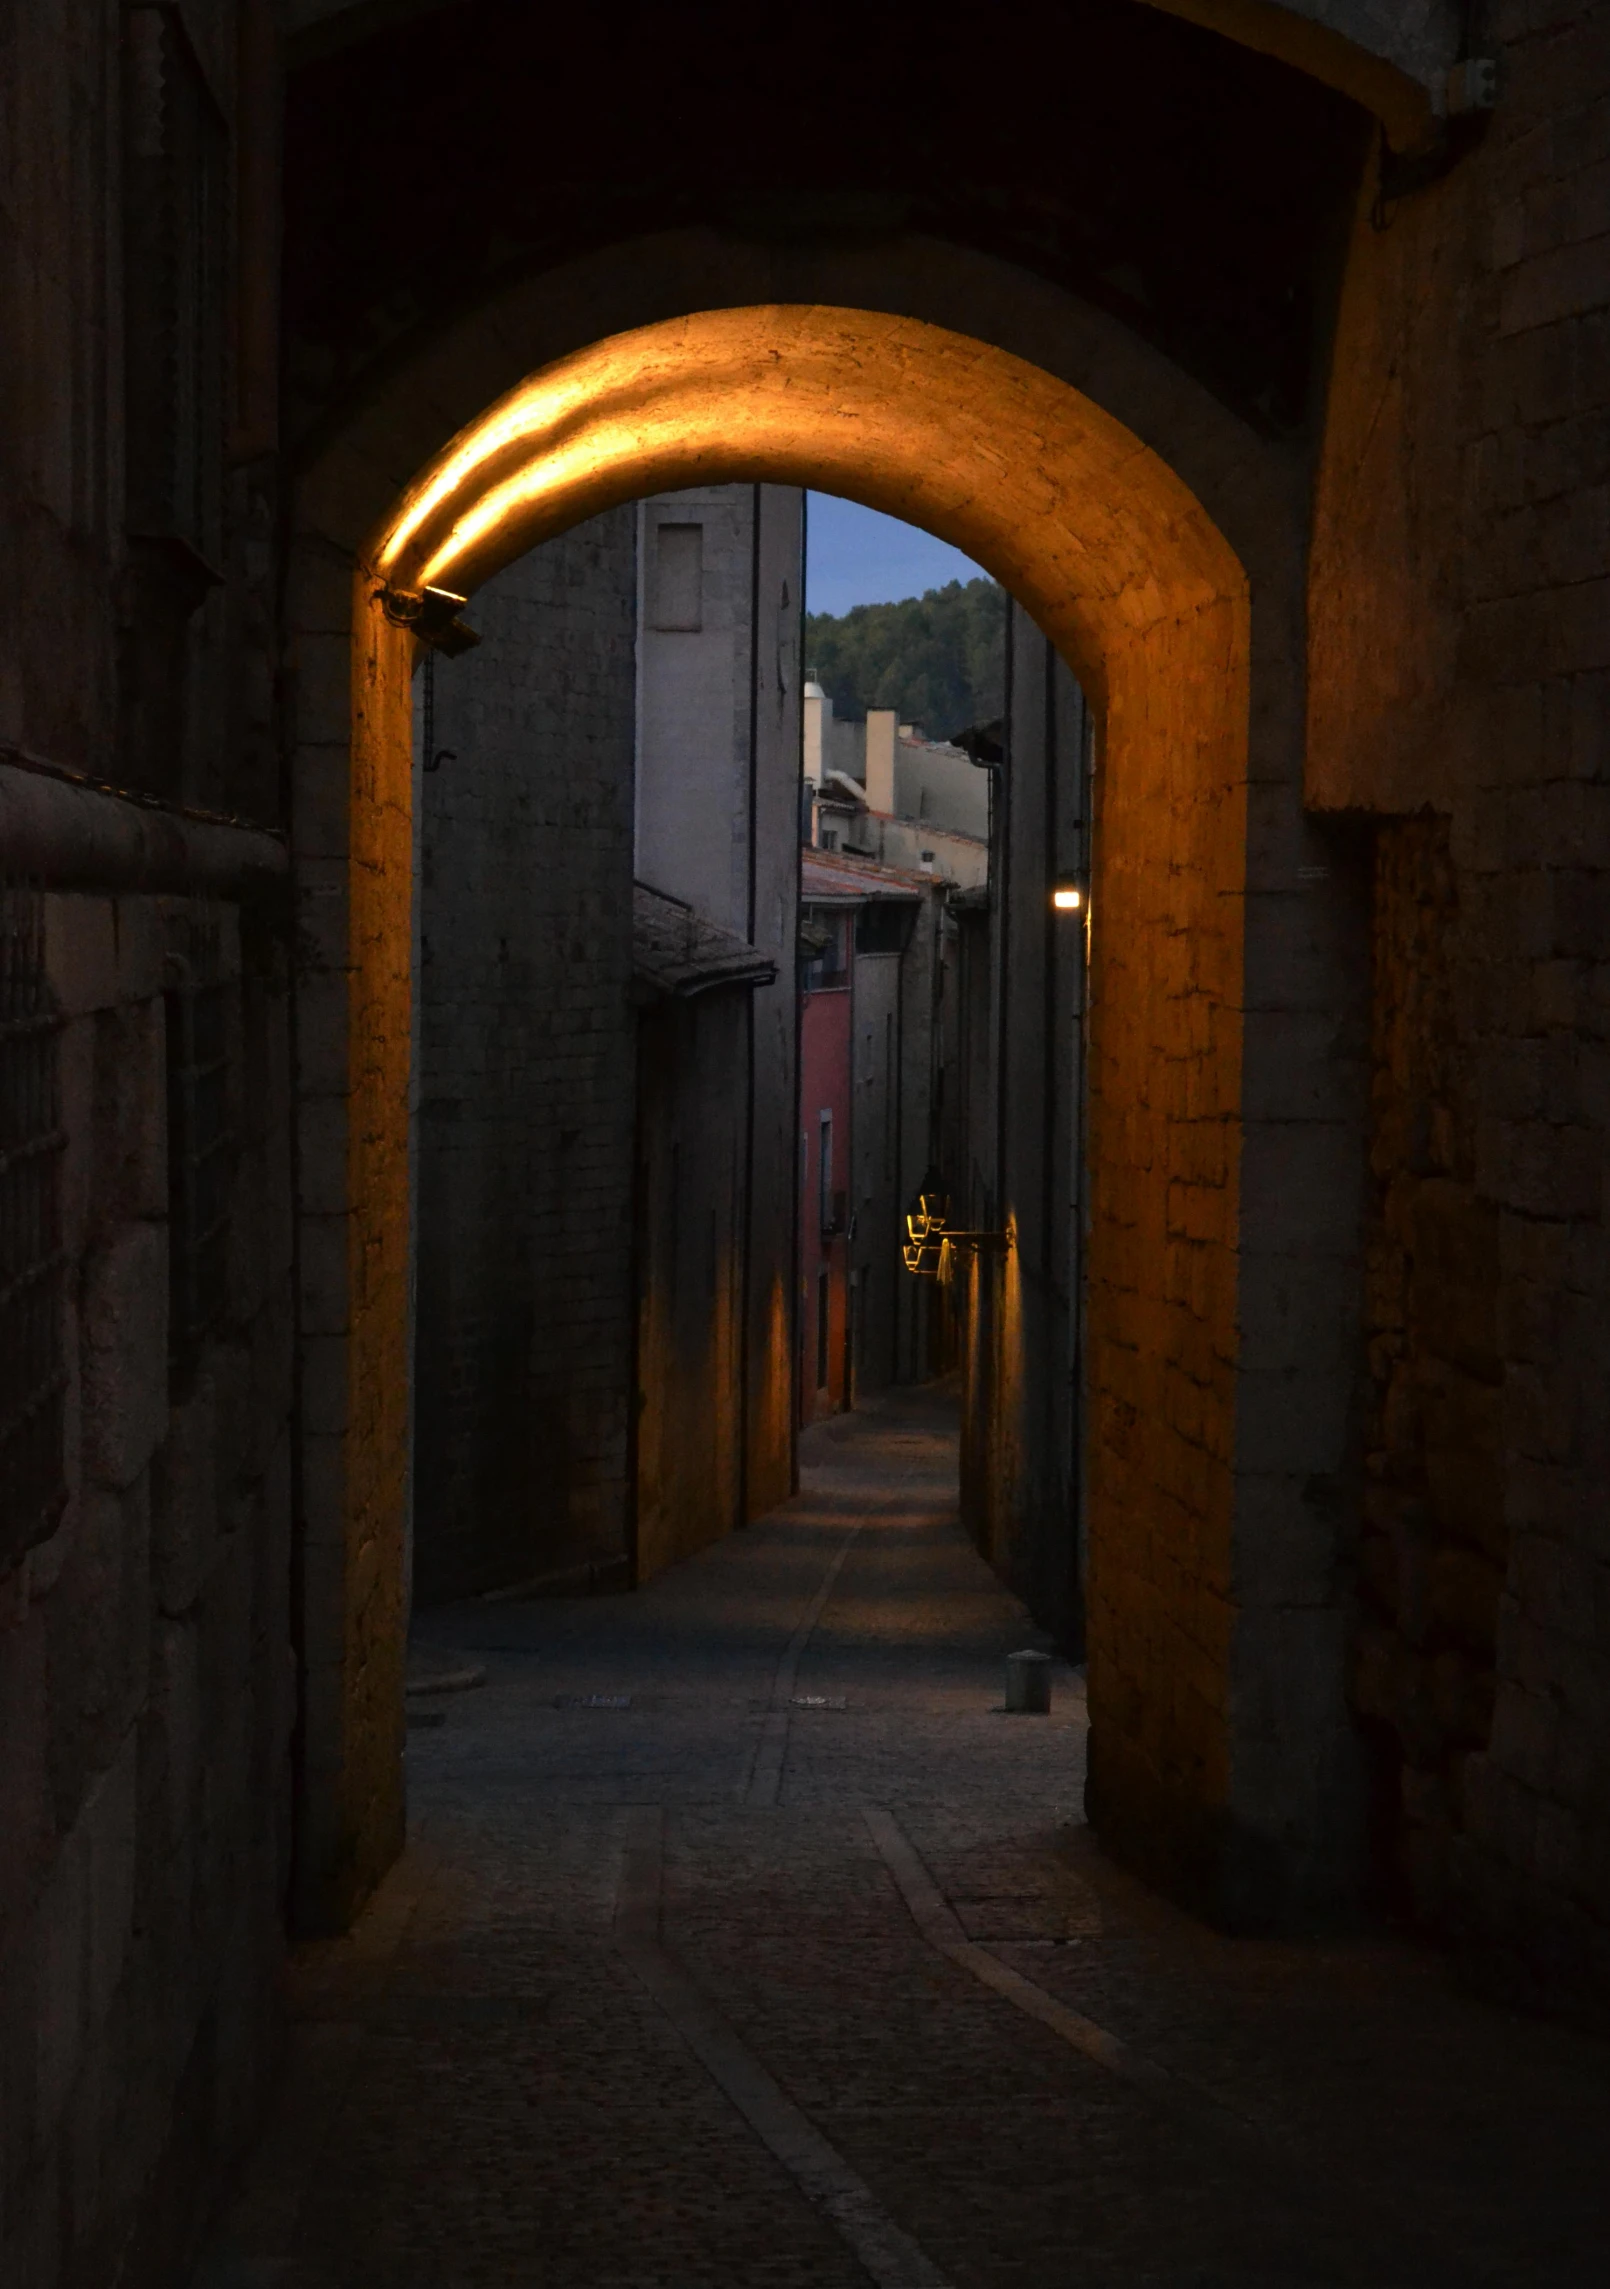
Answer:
805;576;1005;743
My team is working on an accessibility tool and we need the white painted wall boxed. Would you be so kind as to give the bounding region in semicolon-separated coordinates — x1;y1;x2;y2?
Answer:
635;486;756;934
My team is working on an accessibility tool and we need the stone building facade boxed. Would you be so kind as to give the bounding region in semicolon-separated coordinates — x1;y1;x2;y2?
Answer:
412;514;640;1602
0;879;292;2289
2;7;293;2283
949;607;1091;1647
631;886;778;1580
635;485;805;1526
6;3;1610;2281
797;850;949;1418
412;485;802;1603
1303;11;1610;1994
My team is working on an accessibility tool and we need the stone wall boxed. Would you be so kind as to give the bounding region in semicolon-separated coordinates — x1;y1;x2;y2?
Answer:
955;609;1089;1646
1;889;294;2287
635;483;803;1519
414;510;639;1602
1309;4;1610;2010
743;487;807;1517
292;230;1404;1945
412;485;800;1598
0;4;297;2277
891;888;948;1386
848;946;903;1398
1356;816;1506;1918
633;989;749;1581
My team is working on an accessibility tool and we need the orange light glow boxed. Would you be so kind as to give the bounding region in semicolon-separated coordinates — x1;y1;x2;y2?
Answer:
354;305;1256;1836
368;307;1245;708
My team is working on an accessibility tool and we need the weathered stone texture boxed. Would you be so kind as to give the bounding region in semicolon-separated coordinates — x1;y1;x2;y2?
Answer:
1;894;294;2287
1310;4;1610;2010
958;609;1088;1646
414;510;639;1601
1356;821;1506;1911
633;990;749;1581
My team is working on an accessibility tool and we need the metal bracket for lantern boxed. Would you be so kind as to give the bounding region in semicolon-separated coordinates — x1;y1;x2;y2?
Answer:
379;582;482;658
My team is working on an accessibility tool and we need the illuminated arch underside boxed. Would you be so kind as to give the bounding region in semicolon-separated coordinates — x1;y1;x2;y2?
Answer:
373;305;1242;705
344;304;1254;1918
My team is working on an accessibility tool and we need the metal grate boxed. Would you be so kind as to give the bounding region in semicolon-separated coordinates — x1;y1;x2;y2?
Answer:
166;918;233;1378
0;885;67;1565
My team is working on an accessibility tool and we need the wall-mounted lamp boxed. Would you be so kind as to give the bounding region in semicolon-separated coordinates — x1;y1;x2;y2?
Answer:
1051;884;1082;911
902;1186;1010;1279
379;583;482;658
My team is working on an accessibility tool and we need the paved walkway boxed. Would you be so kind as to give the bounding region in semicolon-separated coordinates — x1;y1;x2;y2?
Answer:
197;1388;1610;2287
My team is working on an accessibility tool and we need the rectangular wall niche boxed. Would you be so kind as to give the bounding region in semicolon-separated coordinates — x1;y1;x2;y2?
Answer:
652;523;704;631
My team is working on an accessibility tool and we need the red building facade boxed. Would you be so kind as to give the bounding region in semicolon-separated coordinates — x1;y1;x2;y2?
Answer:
798;900;853;1421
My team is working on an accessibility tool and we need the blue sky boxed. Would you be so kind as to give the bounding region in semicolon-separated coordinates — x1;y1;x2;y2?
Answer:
805;492;988;619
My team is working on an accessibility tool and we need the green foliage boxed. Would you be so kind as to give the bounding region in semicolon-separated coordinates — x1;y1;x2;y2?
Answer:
805;577;1005;742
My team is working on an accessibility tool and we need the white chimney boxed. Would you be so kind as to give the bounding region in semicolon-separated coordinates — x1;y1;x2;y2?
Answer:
865;708;897;814
803;681;829;786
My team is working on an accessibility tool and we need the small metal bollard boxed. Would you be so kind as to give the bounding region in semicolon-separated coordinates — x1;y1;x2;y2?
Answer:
1005;1648;1053;1714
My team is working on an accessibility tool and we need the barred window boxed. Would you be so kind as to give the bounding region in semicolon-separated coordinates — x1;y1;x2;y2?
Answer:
166;920;233;1382
0;888;67;1568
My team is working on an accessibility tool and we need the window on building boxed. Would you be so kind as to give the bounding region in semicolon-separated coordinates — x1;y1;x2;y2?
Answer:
800;910;849;991
0;887;67;1569
818;1112;833;1234
652;522;704;631
816;1270;830;1391
856;901;916;956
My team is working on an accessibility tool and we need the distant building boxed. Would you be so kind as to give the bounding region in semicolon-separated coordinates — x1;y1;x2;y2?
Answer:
797;895;853;1418
940;606;1090;1644
634;485;804;1546
797;667;997;1426
631;885;777;1580
803;686;988;888
801;608;1094;1638
797;847;950;1423
414;484;803;1598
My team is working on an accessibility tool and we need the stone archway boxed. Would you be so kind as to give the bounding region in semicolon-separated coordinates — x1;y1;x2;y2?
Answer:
289;254;1366;1938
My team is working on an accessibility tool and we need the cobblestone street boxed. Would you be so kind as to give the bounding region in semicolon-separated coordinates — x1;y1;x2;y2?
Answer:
195;1390;1610;2288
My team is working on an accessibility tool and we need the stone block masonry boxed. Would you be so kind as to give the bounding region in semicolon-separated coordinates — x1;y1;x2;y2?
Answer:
1;892;295;2287
957;608;1089;1650
414;508;639;1602
1309;2;1610;2014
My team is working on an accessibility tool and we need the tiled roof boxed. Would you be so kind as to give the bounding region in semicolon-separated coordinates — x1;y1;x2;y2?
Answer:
632;882;776;998
800;848;934;902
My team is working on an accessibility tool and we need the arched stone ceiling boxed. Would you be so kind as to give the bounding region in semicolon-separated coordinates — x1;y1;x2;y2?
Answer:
288;0;1453;145
284;5;1372;446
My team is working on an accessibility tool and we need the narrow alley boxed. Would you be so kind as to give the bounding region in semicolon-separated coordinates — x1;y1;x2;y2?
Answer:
197;1394;1609;2289
14;12;1610;2283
